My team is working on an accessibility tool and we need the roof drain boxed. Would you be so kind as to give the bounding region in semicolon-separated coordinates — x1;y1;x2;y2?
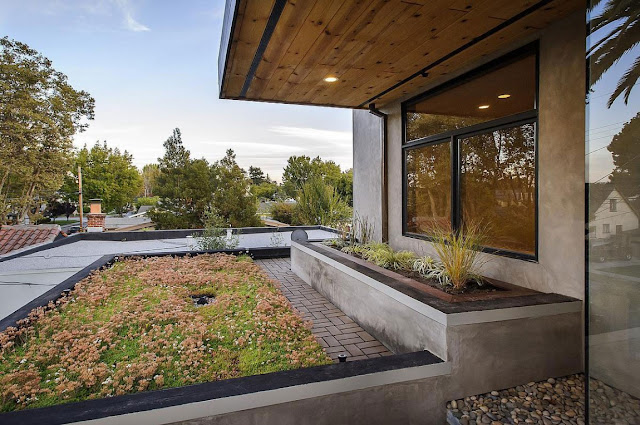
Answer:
368;104;389;243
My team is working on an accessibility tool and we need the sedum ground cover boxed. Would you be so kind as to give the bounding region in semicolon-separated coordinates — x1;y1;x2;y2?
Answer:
0;254;331;411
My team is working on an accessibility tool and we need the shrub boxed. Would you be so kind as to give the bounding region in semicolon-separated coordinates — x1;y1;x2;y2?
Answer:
429;223;489;290
194;209;239;250
270;202;297;225
148;208;199;230
135;196;160;208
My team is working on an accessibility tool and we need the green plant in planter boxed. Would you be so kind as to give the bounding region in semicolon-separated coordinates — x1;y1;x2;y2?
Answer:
352;213;374;245
323;237;345;249
412;255;437;275
412;256;449;284
429;223;489;290
367;246;416;270
360;242;391;262
341;244;367;255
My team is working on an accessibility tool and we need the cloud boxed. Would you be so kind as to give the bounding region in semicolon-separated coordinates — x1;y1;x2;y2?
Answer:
269;126;351;144
113;0;150;32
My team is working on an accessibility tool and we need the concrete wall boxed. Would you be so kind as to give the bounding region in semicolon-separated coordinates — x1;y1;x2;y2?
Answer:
291;242;448;358
290;241;582;400
353;109;384;242
355;11;586;300
447;313;583;398
171;375;451;425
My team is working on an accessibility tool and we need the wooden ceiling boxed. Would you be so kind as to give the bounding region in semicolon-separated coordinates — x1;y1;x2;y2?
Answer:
218;0;583;109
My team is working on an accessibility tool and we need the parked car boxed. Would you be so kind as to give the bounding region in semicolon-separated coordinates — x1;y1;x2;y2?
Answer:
590;235;633;262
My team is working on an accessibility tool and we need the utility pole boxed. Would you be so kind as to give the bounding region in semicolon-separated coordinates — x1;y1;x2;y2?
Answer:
78;165;83;232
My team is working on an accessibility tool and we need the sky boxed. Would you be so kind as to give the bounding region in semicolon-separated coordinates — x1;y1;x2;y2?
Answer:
586;11;640;184
0;0;353;181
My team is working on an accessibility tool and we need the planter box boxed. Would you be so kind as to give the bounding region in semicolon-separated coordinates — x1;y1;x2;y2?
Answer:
291;241;583;398
320;244;538;303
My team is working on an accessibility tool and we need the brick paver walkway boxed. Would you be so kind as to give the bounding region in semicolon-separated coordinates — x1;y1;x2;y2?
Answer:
256;258;392;362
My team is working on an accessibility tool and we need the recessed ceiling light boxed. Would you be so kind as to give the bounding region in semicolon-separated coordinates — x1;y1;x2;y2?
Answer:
498;94;511;99
478;105;490;109
323;76;339;83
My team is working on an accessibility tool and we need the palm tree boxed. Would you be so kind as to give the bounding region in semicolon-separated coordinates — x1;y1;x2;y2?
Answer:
587;0;640;107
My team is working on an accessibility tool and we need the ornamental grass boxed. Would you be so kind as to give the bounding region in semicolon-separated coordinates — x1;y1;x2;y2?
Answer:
429;223;489;290
0;254;331;411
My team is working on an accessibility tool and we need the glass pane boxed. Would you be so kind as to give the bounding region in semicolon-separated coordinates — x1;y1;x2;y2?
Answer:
587;0;640;419
460;123;536;255
405;53;536;142
405;142;451;235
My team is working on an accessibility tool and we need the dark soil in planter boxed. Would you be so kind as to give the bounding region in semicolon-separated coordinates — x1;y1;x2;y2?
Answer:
392;268;503;295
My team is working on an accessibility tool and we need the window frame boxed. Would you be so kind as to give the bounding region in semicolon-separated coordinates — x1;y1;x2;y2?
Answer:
401;43;539;262
610;198;617;212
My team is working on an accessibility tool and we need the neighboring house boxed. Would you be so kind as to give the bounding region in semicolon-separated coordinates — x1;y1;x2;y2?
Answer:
0;224;63;255
589;184;640;239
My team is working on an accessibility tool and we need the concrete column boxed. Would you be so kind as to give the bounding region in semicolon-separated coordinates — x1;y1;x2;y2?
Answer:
353;109;385;242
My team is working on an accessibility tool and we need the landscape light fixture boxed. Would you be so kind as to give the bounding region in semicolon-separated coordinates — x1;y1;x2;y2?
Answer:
323;76;339;83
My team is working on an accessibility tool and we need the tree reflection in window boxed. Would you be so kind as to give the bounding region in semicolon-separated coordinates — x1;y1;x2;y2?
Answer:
460;123;536;255
406;142;451;235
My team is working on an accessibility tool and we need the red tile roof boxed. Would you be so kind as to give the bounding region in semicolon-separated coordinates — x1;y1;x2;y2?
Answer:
0;225;62;255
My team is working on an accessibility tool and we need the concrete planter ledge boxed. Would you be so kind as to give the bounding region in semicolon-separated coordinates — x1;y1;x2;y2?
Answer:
291;241;583;399
292;242;581;327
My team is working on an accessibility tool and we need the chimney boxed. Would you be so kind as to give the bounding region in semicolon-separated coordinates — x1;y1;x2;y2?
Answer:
86;199;106;232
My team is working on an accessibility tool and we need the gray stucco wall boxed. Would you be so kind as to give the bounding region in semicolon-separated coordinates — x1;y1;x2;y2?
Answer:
171;375;450;425
355;11;586;300
353;109;384;242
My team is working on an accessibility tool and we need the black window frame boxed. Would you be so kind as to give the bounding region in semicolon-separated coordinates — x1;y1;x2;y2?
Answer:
401;43;539;262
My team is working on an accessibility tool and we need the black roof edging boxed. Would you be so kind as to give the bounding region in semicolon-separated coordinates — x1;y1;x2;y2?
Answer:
0;225;340;263
0;254;117;333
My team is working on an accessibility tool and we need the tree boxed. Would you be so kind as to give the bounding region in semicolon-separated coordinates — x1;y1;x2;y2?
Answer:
211;149;262;227
295;177;351;226
151;130;214;229
311;157;342;188
43;199;75;221
608;112;640;197
336;169;353;206
282;155;347;199
150;130;261;229
248;166;268;185
282;155;314;198
62;142;142;214
251;181;278;200
141;164;160;197
587;0;640;106
0;37;94;223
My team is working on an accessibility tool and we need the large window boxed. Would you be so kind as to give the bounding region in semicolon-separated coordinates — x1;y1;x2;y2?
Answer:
403;47;538;258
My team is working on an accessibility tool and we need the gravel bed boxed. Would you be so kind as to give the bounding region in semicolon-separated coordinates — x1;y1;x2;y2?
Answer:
446;374;640;425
